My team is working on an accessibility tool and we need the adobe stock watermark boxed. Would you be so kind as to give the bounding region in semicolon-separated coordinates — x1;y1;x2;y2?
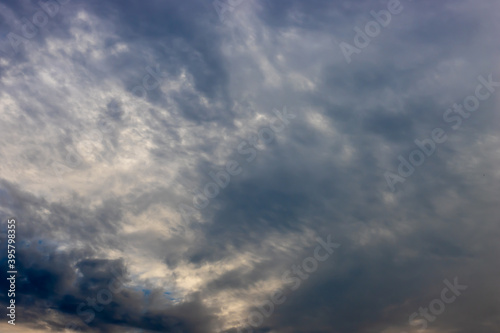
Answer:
235;235;340;333
0;0;70;55
177;106;295;224
64;264;127;331
130;64;169;99
385;73;499;192
404;277;467;331
50;111;118;182
338;0;408;64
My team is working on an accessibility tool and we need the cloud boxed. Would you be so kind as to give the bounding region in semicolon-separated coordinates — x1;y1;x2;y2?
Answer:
1;0;500;332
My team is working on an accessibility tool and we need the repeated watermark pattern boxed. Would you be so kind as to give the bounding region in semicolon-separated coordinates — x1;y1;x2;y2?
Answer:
1;2;490;332
177;106;296;224
0;0;71;55
50;63;168;183
385;73;500;192
65;264;127;331
234;235;340;333
50;111;117;183
403;277;467;331
130;64;169;99
338;0;408;64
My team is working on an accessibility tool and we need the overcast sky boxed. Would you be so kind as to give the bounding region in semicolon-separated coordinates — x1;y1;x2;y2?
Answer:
1;0;500;332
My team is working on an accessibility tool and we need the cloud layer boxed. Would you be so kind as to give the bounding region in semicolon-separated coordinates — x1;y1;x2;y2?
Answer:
1;0;500;332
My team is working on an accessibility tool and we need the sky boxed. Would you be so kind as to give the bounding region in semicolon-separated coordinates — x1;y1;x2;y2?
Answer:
1;0;500;332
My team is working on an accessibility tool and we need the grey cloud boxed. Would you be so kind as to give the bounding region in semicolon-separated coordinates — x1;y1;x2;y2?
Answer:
1;0;500;332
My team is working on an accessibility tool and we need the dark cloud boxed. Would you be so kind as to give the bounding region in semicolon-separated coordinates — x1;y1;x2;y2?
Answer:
0;236;217;333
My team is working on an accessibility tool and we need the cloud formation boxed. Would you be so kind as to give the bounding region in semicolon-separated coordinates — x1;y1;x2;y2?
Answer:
1;0;500;332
